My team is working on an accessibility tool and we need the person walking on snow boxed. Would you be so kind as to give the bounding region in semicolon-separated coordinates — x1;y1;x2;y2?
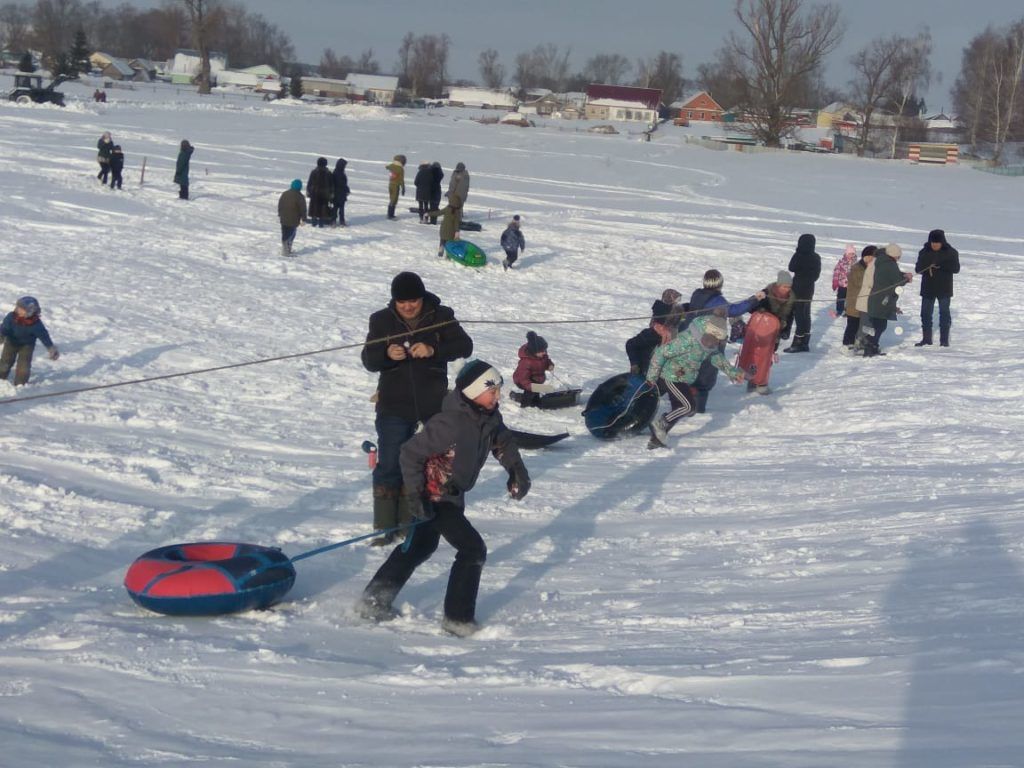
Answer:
332;158;350;226
428;161;444;224
914;229;960;347
645;313;745;449
447;162;470;206
832;244;858;315
862;243;907;357
108;145;125;189
307;157;333;227
277;179;307;256
0;296;59;386
785;233;821;353
501;215;525;270
357;359;530;637
361;272;473;546
174;139;193;200
842;246;875;347
97;131;114;183
414;162;433;222
386;154;406;219
429;193;463;258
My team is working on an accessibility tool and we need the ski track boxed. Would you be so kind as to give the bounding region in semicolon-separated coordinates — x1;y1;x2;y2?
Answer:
2;79;1024;766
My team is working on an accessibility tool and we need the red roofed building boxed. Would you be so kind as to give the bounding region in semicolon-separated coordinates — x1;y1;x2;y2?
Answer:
585;84;662;123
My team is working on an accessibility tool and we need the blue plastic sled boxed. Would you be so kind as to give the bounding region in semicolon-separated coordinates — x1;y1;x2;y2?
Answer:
582;372;660;439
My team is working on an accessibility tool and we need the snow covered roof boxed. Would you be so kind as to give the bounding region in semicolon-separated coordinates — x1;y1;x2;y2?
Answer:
104;57;135;77
820;101;853;114
587;98;658;111
345;73;398;92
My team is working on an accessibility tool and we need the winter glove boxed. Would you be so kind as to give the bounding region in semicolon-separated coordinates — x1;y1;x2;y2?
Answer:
506;461;531;501
48;346;60;361
401;185;406;196
832;279;839;291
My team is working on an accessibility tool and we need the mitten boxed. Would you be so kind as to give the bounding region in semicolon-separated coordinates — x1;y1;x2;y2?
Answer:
832;279;839;291
506;461;531;500
48;346;60;361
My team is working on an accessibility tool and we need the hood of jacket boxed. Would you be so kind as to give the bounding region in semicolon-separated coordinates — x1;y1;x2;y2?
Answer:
797;233;816;253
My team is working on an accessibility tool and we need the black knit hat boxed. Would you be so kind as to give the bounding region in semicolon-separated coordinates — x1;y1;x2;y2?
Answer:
928;229;946;244
317;156;328;167
456;359;503;399
390;271;425;301
525;331;548;354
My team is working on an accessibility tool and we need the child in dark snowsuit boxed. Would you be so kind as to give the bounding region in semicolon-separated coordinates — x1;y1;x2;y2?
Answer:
109;145;124;189
512;331;554;406
0;296;60;386
357;359;531;637
501;215;525;270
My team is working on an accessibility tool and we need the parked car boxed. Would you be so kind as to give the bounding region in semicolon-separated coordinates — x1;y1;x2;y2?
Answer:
6;73;69;106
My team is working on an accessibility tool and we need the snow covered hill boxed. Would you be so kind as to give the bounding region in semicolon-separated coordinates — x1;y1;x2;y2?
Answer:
2;82;1023;767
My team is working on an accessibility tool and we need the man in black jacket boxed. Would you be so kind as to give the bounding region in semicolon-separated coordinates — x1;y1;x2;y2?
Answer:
361;272;473;545
915;229;960;347
785;233;821;353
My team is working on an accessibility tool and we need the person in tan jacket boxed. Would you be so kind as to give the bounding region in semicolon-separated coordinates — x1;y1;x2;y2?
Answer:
386;154;406;219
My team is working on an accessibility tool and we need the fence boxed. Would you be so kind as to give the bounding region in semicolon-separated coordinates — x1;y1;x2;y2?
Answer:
908;143;959;164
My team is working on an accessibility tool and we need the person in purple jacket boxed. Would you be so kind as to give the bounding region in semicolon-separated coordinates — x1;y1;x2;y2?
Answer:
0;296;60;386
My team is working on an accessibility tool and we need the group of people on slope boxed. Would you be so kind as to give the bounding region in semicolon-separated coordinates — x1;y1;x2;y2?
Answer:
358;270;530;637
94;132;193;199
833;230;960;353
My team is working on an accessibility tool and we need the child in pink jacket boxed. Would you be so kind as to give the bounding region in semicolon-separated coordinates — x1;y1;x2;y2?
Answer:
512;331;555;407
832;244;858;314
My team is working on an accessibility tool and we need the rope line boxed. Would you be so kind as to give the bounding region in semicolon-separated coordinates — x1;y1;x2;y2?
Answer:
0;281;910;408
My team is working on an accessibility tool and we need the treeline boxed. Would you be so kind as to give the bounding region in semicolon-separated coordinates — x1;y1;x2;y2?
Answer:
0;0;293;73
3;1;1022;161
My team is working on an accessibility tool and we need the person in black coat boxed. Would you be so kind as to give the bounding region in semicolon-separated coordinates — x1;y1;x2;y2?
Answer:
361;272;473;546
332;158;350;226
785;233;821;353
626;299;675;376
108;145;124;189
413;162;432;222
97;131;114;183
307;157;333;227
428;161;444;224
914;229;960;347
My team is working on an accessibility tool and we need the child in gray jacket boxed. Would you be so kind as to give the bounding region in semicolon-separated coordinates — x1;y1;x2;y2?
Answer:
357;359;530;636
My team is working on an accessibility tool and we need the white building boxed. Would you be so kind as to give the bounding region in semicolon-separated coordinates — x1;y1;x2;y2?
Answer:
170;49;227;85
446;87;517;110
344;73;399;104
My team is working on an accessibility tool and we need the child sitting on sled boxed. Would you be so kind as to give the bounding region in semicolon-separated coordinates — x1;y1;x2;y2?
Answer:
512;331;555;407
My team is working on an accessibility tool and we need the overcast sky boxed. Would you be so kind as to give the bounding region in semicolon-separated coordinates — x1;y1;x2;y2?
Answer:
176;1;1022;109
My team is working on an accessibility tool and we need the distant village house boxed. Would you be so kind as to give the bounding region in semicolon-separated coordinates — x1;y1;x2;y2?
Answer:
585;84;662;123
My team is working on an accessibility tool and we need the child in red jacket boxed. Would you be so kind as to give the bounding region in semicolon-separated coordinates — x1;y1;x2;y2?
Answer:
512;331;554;407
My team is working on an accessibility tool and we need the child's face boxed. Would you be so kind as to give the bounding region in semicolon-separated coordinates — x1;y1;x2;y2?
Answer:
472;386;500;411
14;306;28;318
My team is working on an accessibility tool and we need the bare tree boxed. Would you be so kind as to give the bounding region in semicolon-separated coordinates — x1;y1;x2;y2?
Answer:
635;50;685;103
887;31;932;158
513;43;572;92
696;57;746;108
720;0;844;146
31;0;84;70
0;2;32;53
582;53;631;85
181;0;222;94
319;48;352;79
355;48;379;74
953;21;1024;163
478;48;505;89
400;33;450;97
847;35;902;156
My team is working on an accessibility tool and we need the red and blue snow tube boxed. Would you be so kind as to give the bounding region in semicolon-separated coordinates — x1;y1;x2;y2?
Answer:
124;542;296;616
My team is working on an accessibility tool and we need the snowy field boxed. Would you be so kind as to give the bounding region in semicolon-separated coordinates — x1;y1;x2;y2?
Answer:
2;78;1024;767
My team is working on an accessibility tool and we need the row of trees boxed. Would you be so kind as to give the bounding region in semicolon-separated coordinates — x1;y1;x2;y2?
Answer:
4;0;1021;160
0;0;293;80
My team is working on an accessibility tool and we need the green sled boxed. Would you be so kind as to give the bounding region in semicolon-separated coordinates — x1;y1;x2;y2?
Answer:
445;239;487;267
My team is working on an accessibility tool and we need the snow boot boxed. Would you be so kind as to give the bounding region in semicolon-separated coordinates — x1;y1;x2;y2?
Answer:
441;618;480;638
371;486;400;547
783;334;809;353
647;416;669;449
914;328;933;347
940;326;950;347
746;380;757;392
756;384;771;395
386;204;396;220
356;582;400;622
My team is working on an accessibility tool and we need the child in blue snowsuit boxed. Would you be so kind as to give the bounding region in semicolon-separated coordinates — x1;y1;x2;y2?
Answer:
501;215;525;270
0;296;60;386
